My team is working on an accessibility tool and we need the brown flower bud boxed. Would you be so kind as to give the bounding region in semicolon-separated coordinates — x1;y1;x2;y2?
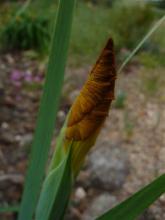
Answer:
64;38;117;174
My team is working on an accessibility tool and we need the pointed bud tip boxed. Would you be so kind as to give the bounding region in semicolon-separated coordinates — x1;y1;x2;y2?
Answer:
106;38;114;48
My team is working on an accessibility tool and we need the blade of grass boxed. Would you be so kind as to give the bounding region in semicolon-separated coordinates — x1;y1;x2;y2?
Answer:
17;1;76;220
96;174;165;220
118;15;165;74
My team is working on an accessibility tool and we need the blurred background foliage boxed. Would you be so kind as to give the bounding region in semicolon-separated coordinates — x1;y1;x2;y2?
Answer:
0;0;164;65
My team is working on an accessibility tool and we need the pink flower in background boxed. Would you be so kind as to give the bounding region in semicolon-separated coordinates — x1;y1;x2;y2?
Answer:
10;69;44;87
10;70;22;81
10;70;23;87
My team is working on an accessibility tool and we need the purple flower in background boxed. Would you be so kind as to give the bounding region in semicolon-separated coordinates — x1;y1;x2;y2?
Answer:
10;69;43;89
10;70;22;81
10;70;23;87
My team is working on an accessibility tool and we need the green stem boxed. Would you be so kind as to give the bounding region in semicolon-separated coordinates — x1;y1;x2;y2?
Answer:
118;15;165;74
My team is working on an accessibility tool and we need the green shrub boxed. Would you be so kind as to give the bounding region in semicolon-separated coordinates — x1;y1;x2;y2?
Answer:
137;51;165;68
148;0;165;9
69;2;114;66
69;2;158;66
110;3;156;50
0;9;51;53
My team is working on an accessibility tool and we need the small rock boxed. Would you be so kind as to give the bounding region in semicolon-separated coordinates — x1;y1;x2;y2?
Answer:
160;194;165;202
57;110;66;123
0;132;14;144
4;96;16;107
15;135;22;142
5;54;15;64
83;193;118;220
19;133;33;147
1;122;9;129
0;174;24;184
68;90;80;104
75;187;86;201
87;141;130;190
138;210;156;220
145;103;159;129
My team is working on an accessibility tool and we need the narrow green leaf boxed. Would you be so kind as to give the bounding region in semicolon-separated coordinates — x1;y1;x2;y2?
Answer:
96;174;165;220
35;147;72;220
48;115;69;171
0;205;19;213
118;15;165;74
17;1;76;220
15;0;32;17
